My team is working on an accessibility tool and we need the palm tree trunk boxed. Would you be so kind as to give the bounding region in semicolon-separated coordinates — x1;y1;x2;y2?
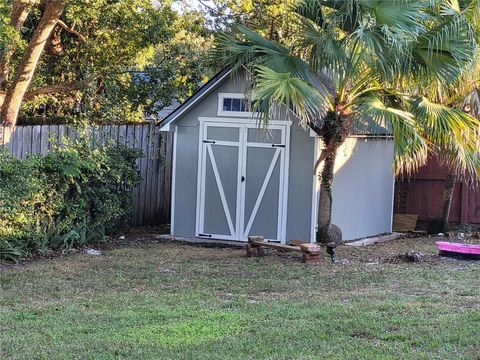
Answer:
0;0;65;127
315;140;342;247
428;172;457;234
317;149;336;231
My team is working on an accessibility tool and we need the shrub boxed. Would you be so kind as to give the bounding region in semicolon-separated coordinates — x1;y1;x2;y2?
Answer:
0;136;141;261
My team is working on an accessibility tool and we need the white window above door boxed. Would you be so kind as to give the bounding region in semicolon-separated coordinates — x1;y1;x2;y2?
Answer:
217;93;254;117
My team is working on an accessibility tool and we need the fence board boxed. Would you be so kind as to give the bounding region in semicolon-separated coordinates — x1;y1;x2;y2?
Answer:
148;127;161;225
12;127;23;158
164;132;173;221
31;126;42;154
138;125;149;226
144;125;154;225
1;124;172;227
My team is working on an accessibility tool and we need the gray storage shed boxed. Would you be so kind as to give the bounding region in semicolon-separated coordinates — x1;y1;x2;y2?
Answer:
159;69;395;243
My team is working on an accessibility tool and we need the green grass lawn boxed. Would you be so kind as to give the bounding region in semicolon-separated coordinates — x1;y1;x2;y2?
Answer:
1;236;479;359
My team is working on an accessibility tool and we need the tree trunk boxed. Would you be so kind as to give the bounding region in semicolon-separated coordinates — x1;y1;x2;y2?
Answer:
0;0;65;127
315;141;343;247
0;0;37;90
317;149;336;231
428;172;457;234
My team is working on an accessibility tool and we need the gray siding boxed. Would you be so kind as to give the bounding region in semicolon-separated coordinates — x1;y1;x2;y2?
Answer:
172;125;199;237
329;137;394;240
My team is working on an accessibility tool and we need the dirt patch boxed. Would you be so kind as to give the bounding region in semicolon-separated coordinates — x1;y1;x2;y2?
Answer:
3;230;479;270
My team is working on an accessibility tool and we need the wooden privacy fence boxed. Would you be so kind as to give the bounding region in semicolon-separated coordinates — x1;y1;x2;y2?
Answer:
394;157;480;225
0;124;173;227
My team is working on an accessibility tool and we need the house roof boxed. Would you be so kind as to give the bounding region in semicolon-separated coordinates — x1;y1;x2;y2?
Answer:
158;67;232;131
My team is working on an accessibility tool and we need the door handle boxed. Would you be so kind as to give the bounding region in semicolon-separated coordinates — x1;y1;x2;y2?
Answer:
241;176;246;182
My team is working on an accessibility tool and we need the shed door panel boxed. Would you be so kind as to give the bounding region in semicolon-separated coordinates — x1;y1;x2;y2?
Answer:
242;146;282;240
198;124;242;240
202;144;239;238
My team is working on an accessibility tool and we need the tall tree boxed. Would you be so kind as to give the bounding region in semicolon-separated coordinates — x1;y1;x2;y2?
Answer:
425;2;480;233
199;0;299;42
1;0;65;127
214;0;479;259
0;0;192;126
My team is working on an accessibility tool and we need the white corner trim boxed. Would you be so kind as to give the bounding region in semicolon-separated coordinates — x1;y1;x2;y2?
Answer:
389;143;395;233
159;123;172;132
170;125;178;235
280;123;291;244
310;137;319;243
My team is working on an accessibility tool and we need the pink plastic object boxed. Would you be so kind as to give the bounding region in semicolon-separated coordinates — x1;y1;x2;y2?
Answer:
436;241;480;256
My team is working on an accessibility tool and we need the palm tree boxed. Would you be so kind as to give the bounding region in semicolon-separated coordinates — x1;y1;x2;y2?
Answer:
213;0;479;259
427;75;480;234
425;3;480;234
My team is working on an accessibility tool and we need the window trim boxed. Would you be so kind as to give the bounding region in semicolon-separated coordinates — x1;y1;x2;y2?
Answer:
217;93;256;117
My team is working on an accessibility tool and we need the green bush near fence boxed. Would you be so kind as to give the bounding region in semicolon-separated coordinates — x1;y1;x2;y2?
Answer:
0;137;141;261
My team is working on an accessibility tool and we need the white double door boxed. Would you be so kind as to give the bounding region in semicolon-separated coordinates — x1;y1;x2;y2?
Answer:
196;121;289;242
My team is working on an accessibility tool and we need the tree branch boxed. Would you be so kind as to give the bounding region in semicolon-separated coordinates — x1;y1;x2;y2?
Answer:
0;0;39;89
23;81;86;100
57;19;86;43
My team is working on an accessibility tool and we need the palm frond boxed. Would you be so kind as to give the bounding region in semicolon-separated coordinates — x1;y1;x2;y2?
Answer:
411;16;476;84
291;0;325;27
213;25;315;80
297;19;350;74
354;95;429;174
212;25;292;72
459;0;480;22
410;96;480;177
251;65;332;128
362;0;427;37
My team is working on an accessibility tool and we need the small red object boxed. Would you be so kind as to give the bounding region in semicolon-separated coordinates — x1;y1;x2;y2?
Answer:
302;253;321;264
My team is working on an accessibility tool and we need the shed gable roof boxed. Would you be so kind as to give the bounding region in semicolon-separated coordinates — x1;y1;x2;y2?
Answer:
158;68;232;131
158;67;390;136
